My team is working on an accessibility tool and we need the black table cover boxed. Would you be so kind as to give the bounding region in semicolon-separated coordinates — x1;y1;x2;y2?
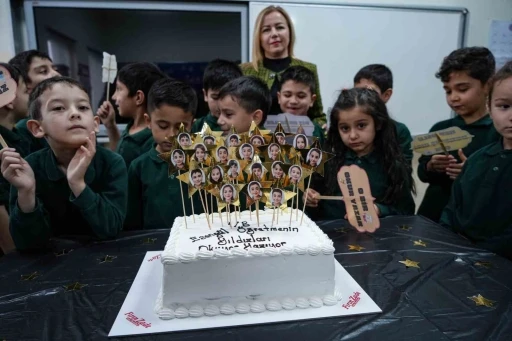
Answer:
1;215;511;341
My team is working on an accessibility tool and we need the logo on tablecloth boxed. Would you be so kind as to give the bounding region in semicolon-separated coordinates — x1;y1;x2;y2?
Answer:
147;254;161;262
125;312;151;328
342;291;361;309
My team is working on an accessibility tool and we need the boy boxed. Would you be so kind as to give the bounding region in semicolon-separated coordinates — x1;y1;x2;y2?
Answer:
277;66;325;145
0;77;127;250
126;78;203;229
353;64;413;164
9;50;60;153
191;59;242;133
0;63;32;253
440;61;512;259
97;62;166;168
417;47;500;222
217;76;271;134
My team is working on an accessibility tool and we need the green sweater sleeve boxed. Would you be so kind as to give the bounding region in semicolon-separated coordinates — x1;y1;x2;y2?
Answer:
69;157;127;238
375;178;416;217
439;164;465;231
9;195;52;250
125;161;143;230
396;122;413;166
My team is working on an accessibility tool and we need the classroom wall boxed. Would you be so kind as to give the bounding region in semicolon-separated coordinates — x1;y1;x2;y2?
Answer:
0;0;15;62
237;0;512;47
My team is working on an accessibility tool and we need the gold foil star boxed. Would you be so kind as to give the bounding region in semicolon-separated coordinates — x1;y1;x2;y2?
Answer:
63;282;87;291
54;249;73;257
474;261;492;268
142;238;157;245
398;225;412;231
468;294;496;307
348;245;365;252
334;227;348;234
413;240;427;247
20;271;39;281
98;255;117;264
399;259;420;268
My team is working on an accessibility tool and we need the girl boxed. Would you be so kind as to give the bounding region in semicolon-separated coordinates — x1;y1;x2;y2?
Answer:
172;149;186;170
304;88;415;221
306;148;322;167
221;184;236;203
289;165;302;184
228;159;240;178
294;134;308;149
272;161;284;180
275;132;286;145
250;135;265;146
249;181;263;200
251;162;264;180
268;143;281;160
209;165;223;184
204;135;215;145
194;144;207;163
216;146;228;164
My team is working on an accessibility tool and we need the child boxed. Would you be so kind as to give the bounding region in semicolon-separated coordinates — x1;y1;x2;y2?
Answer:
9;50;60;153
440;61;512;260
178;133;192;147
97;62;166;168
417;47;500;222
126;78;202;230
0;77;127;250
268;143;280;160
272;161;284;180
277;66;325;145
217;76;271;134
272;189;284;207
353;64;413;164
251;162;264;180
216;146;228;164
249;181;262;200
193;144;207;163
294;134;308;149
289;165;302;185
228;160;240;178
191;59;242;133
306;148;322;167
304;88;415;221
209;165;223;184
190;169;205;189
172;149;186;170
239;143;254;161
0;63;32;253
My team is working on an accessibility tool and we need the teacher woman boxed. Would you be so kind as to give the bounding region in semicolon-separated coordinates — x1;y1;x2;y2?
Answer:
241;5;326;126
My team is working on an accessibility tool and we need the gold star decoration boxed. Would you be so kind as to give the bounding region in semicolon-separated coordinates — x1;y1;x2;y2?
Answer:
263;187;296;209
474;261;492;268
142;238;157;245
348;245;365;252
398;225;412;231
98;255;117;264
334;227;348;234
399;259;420;268
54;249;73;257
63;282;87;292
468;294;496;307
20;271;39;281
413;240;427;247
196;122;224;140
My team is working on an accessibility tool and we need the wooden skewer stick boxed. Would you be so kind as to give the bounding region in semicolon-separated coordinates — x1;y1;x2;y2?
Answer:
317;195;344;200
290;184;296;226
256;200;260;227
177;171;187;229
0;134;8;149
217;197;223;227
198;190;211;229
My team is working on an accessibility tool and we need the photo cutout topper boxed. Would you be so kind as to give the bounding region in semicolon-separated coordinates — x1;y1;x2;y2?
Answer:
0;65;17;108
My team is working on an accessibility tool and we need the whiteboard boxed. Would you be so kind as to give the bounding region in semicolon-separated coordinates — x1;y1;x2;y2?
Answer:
249;2;466;135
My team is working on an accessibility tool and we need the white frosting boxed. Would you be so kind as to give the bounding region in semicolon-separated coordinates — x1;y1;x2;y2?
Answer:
156;209;341;320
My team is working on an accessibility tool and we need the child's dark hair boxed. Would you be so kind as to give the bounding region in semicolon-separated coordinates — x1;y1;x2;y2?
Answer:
488;61;512;106
353;64;393;92
436;47;495;84
29;76;88;121
325;88;414;203
218;76;271;125
228;160;238;168
147;78;197;116
9;50;52;84
117;62;166;100
0;62;21;85
279;65;316;94
252;163;262;170
203;59;243;92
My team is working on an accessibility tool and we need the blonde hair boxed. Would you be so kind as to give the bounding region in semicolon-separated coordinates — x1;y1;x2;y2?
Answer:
252;6;295;71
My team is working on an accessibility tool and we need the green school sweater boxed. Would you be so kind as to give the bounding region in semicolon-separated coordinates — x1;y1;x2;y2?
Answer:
116;121;154;169
191;112;221;133
394;120;413;166
15;118;49;153
440;140;512;259
9;146;127;250
417;115;499;222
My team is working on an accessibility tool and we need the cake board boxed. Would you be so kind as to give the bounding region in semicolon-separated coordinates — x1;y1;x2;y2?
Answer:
109;251;381;337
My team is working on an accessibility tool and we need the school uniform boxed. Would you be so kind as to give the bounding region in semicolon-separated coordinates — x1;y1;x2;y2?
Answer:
116;121;154;169
9;146;127;250
313;122;326;147
241;58;326;126
126;146;206;230
191;112;220;133
417;115;499;222
394;120;413;166
0;125;33;209
309;149;415;220
15;118;49;153
440;140;512;259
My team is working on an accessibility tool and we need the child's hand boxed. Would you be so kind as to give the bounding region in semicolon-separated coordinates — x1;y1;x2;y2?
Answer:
426;154;456;173
96;101;116;129
446;149;467;180
67;132;96;196
0;148;35;193
303;188;320;207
